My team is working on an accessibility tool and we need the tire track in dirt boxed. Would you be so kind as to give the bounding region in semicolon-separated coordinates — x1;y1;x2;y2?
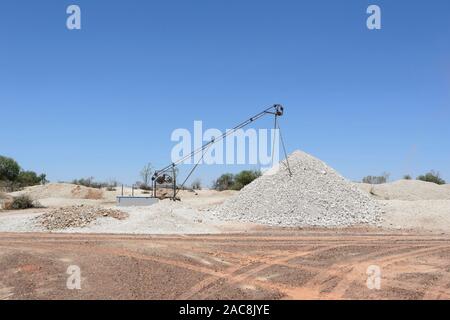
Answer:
1;232;449;299
320;245;450;299
184;245;345;299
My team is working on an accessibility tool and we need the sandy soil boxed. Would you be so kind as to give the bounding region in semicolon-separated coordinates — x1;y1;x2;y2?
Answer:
1;230;449;300
52;200;257;235
7;183;237;207
0;185;246;234
355;180;450;232
357;180;450;201
2;181;450;233
10;183;105;202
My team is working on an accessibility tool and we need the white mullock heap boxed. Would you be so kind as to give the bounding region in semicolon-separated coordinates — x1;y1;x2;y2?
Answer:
214;150;382;227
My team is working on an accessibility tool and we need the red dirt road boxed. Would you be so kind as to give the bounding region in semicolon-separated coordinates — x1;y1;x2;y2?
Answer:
1;229;450;300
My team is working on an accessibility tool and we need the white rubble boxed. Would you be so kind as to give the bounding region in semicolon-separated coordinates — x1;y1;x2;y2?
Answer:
214;150;382;227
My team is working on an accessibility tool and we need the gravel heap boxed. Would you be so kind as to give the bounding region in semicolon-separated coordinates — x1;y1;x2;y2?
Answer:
215;150;382;227
35;205;128;230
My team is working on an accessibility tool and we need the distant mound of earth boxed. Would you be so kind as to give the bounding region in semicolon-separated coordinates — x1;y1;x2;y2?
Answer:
10;183;104;200
357;180;450;201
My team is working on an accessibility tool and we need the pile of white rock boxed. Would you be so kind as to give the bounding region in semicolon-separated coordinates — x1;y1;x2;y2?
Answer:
215;150;382;227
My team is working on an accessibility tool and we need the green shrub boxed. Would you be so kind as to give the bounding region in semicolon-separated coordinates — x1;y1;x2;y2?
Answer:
213;173;235;191
233;170;261;190
213;170;262;191
17;171;42;186
403;174;412;180
0;156;20;181
417;171;446;185
39;174;48;185
9;195;42;210
0;155;47;190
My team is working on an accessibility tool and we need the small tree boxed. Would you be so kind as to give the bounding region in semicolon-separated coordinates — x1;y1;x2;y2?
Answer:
233;170;261;190
39;174;48;185
191;179;202;190
72;177;94;187
213;170;262;191
17;171;41;186
417;170;446;185
213;173;235;191
140;163;154;188
403;174;412;180
0;156;20;182
106;179;118;191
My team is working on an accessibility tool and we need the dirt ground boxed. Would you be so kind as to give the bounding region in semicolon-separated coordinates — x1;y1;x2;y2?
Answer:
1;228;449;300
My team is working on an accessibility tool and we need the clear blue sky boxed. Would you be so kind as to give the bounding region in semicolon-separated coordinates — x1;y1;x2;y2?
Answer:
1;0;449;186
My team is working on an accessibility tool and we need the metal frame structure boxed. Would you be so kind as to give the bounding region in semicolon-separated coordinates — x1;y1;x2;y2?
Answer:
151;104;288;200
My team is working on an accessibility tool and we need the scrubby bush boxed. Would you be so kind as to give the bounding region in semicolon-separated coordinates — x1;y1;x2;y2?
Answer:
17;171;42;186
191;179;202;190
417;171;446;185
362;172;390;184
72;177;118;190
213;170;262;191
403;174;412;180
0;155;46;191
72;177;96;188
138;182;152;191
0;180;22;192
106;180;118;191
213;173;235;191
233;170;262;190
8;195;42;210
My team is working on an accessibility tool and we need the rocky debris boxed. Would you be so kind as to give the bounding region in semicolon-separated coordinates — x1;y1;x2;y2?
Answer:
215;150;382;227
35;205;128;230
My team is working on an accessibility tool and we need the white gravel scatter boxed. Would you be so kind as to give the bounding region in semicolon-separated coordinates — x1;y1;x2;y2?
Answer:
0;212;45;232
57;200;226;234
0;200;250;234
214;150;382;227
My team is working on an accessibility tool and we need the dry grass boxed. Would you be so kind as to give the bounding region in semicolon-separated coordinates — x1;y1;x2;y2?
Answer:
70;185;103;200
85;189;103;200
0;192;11;210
